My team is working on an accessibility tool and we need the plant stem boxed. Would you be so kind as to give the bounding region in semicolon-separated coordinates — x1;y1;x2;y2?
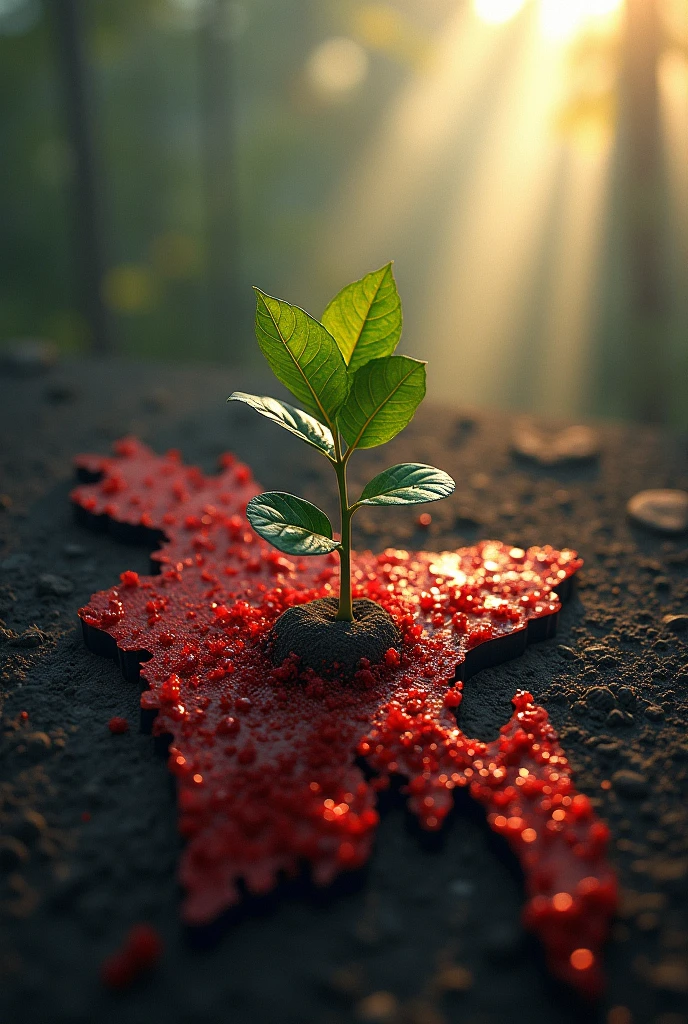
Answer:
333;434;353;621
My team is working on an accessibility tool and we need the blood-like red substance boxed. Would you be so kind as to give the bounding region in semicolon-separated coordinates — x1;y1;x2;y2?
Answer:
72;438;616;998
108;716;129;734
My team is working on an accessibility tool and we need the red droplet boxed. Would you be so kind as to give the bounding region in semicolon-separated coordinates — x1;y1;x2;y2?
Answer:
108;716;129;734
100;923;163;989
383;647;401;667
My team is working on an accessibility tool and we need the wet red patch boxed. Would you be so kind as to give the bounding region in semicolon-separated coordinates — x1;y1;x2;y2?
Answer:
73;438;616;998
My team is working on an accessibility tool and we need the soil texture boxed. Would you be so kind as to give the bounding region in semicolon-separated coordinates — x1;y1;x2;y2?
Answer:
0;357;687;1024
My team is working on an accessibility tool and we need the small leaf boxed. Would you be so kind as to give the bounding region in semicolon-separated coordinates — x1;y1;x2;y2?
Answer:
358;464;456;506
338;355;426;451
246;492;339;556
228;392;335;458
253;289;348;426
322;263;402;373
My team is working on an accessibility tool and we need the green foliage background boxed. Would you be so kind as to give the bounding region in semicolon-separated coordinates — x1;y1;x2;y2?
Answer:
1;0;686;427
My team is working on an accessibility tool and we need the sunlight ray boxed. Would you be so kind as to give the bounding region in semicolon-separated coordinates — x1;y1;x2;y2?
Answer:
307;6;510;296
309;1;620;421
409;8;615;415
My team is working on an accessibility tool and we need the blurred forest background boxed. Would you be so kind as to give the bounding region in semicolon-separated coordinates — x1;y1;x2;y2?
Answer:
1;0;687;426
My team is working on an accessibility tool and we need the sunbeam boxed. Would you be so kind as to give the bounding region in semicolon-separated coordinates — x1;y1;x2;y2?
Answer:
307;0;621;419
301;5;508;296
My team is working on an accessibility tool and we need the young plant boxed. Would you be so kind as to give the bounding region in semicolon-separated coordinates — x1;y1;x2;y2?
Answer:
228;263;455;622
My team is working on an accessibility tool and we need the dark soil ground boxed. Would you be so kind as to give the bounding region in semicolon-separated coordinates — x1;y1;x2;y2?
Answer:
0;358;687;1024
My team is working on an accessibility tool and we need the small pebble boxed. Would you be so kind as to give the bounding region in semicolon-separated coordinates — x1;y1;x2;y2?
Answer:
627;489;688;534
596;741;621;756
512;418;599;465
649;960;688;994
617;686;637;709
597;653;620;668
584;644;616;662
454;508;482;528
0;338;58;375
607;709;632;728
611;770;649;798
586;686;616;711
434;963;474;990
607;1008;632;1024
142;387;173;412
662;613;688;634
325;966;364;999
644;705;665;722
0;837;29;871
62;543;86;559
37;573;73;597
14;809;47;844
355;991;398;1022
470;472;490;490
23;732;52;759
636;911;660;932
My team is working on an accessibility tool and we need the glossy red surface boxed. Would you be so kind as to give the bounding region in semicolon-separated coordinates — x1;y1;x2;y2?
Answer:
73;438;615;998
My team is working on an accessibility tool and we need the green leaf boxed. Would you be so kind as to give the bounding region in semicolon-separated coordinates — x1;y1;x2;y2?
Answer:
337;355;426;452
358;464;456;506
246;492;339;556
321;263;402;374
253;288;348;426
228;392;335;458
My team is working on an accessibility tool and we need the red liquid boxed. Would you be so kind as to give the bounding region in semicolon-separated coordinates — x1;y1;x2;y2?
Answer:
73;438;615;998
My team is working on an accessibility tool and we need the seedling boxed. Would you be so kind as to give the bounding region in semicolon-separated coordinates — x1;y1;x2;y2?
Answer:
228;263;455;622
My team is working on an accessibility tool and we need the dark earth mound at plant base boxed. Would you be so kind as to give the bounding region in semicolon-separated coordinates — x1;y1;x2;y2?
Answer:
269;597;401;677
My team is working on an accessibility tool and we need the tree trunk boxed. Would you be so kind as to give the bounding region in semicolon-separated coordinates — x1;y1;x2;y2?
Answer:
52;0;112;355
199;1;241;361
624;0;666;422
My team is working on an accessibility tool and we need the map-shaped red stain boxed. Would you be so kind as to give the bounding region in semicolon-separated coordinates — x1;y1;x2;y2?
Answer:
73;438;616;998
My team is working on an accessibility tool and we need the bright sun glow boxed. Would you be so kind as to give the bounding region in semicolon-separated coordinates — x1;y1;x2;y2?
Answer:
539;0;623;41
475;0;624;40
473;0;527;25
316;0;620;421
